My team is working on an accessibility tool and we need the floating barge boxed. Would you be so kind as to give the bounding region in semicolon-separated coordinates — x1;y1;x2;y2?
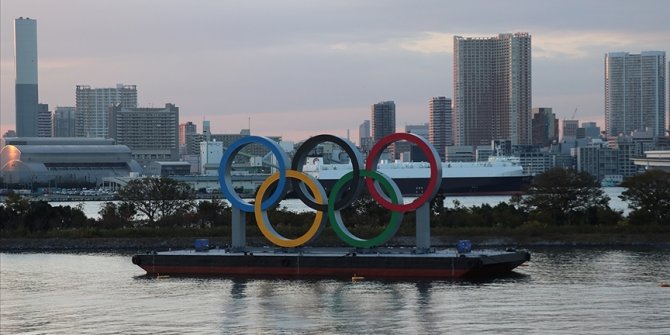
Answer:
132;247;530;280
131;133;531;280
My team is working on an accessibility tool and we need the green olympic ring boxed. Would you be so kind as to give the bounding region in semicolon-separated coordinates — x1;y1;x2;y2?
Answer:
328;169;404;248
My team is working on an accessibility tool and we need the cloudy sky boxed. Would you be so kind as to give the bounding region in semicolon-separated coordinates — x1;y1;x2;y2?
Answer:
1;0;669;142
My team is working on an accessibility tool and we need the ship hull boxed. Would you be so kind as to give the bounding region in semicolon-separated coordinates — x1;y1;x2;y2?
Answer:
317;175;531;196
132;248;530;280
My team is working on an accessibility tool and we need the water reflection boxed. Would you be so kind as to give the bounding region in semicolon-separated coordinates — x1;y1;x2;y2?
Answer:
2;249;669;334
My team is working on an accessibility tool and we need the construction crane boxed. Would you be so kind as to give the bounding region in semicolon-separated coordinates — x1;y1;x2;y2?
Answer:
571;108;578;120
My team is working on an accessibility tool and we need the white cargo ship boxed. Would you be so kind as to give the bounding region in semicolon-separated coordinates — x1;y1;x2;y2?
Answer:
303;156;531;195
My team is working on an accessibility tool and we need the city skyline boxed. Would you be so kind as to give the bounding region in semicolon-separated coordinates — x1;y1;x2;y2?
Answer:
1;1;669;142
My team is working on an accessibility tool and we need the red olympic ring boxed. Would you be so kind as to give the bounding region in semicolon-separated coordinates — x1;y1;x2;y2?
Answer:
365;132;442;212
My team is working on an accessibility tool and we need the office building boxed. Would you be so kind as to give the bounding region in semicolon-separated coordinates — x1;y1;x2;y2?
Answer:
391;123;429;161
108;103;179;164
52;107;76;137
429;96;453;161
371;101;396;143
453;33;532;146
406;123;429;139
200;141;224;175
531;107;558;146
580;122;601;139
14;17;39;137
75;84;137;137
562;120;579;140
145;161;192;177
605;51;666;137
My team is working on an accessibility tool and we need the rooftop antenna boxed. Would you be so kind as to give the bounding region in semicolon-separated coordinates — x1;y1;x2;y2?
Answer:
248;116;251;134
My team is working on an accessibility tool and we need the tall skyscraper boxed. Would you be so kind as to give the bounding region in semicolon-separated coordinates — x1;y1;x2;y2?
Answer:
371;101;395;143
52;106;76;137
75;84;137;138
605;51;666;137
14;17;39;137
531;107;558;146
429;96;453;161
453;33;532;146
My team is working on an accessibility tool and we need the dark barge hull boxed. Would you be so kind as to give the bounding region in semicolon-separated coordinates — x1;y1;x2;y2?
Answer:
132;248;530;280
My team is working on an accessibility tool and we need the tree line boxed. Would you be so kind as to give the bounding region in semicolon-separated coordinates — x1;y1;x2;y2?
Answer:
1;168;669;237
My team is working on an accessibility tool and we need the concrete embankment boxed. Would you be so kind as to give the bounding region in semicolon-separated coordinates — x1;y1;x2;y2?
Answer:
2;233;669;252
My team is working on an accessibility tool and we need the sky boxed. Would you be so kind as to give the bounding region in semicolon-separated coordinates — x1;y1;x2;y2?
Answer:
1;0;669;142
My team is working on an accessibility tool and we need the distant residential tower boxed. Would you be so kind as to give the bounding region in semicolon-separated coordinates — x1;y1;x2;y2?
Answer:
371;101;396;143
605;51;666;137
429;96;453;161
75;84;137;138
453;33;532;146
531;107;558;146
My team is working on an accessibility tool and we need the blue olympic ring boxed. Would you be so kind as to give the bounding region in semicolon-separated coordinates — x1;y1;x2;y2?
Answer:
219;135;289;212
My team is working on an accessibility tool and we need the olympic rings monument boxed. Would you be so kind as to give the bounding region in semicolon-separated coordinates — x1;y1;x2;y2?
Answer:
133;133;530;279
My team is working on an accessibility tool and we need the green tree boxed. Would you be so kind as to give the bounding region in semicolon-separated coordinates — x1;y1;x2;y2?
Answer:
522;168;612;225
99;202;120;228
118;202;137;223
1;193;32;233
195;199;230;228
620;170;670;225
117;177;194;224
4;192;30;217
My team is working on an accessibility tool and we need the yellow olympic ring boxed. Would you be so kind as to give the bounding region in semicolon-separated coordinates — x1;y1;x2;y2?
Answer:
254;170;327;248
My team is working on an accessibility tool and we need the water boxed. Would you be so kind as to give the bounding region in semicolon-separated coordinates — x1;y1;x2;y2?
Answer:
1;249;669;334
51;187;630;219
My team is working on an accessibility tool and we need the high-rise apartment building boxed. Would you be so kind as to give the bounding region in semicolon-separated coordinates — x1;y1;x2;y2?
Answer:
429;96;453;161
75;84;137;138
37;103;52;137
179;122;197;155
52;106;76;137
179;122;197;146
605;51;666;137
108;103;179;164
453;33;532;146
531;107;558;146
14;17;39;137
371;101;396;143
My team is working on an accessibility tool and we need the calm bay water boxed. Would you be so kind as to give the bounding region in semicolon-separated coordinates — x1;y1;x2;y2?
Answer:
1;249;669;334
51;187;630;220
